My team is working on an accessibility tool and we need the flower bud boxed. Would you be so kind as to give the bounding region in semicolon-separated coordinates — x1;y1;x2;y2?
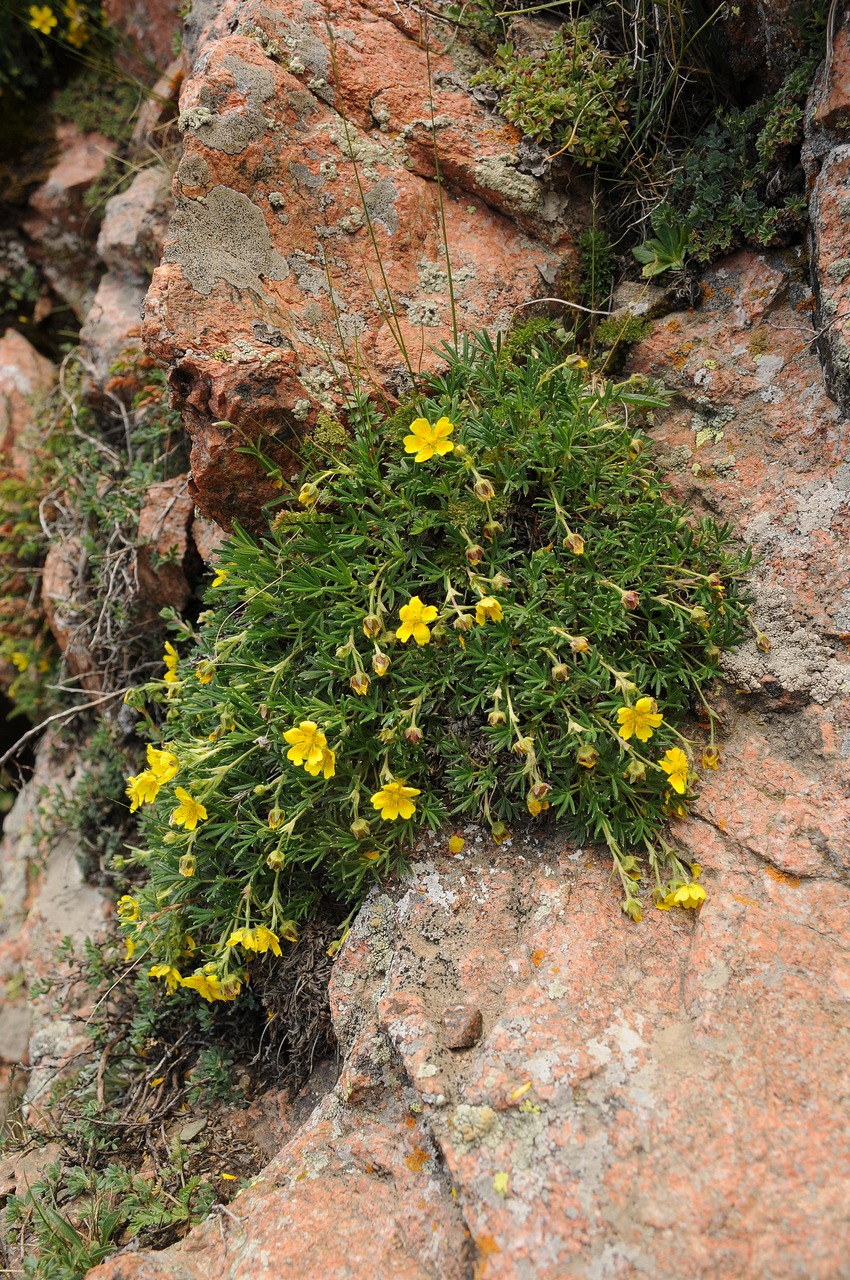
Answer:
490;572;511;591
335;638;354;658
350;817;371;840
253;784;269;796
564;532;584;556
378;727;396;744
629;436;644;459
268;807;283;829
179;854;196;877
622;590;640;611
474;478;495;502
570;636;591;654
404;725;423;745
530;781;551;799
267;848;286;871
527;796;544;816
490;821;510;845
454;443;468;458
362;850;381;862
756;631;771;653
701;747;720;770
488;710;506;726
705;643;721;660
624;759;646;783
707;573;723;591
551;663;570;684
298;482;318;506
690;606;709;627
372;651;391;677
454;614;475;632
466;544;485;565
482;520;503;541
363;614;382;638
258;703;270;721
350;671;370;696
513;735;534;756
163;831;178;844
577;743;598;769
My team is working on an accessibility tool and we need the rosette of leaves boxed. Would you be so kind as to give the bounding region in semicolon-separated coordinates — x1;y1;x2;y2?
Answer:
125;329;750;987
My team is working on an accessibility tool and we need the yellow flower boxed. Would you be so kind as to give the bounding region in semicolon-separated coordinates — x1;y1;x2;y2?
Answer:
181;969;231;1002
124;938;136;962
372;651;391;676
660;747;690;795
564;532;584;555
148;964;182;993
362;849;382;862
298;482;318;506
577;744;598;769
163;641;179;683
617;697;663;743
570;636;591;653
396;595;438;645
10;650;29;672
196;663;214;684
170;787;208;831
304;746;336;779
117;895;139;922
268;806;283;829
702;747;720;770
403;416;455;463
212;567;228;587
227;925;282;956
475;596;503;625
29;5;57;33
448;835;465;854
473;477;495;502
147;744;178;783
350;671;370;696
657;882;706;911
66;13;88;45
178;854;196;877
126;770;160;812
371;779;421;820
283;720;327;768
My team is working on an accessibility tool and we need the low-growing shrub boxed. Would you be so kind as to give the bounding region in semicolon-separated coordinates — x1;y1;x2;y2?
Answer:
120;330;750;998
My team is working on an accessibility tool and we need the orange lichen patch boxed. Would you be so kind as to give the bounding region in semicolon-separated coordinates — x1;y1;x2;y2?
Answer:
733;894;760;906
717;818;727;831
765;866;801;887
670;341;696;370
699;282;714;303
747;327;771;357
405;1146;430;1172
795;296;816;313
530;948;545;967
474;1234;502;1278
405;1114;417;1129
665;317;682;334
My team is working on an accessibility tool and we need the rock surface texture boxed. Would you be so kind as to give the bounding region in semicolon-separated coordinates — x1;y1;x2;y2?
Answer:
143;0;586;528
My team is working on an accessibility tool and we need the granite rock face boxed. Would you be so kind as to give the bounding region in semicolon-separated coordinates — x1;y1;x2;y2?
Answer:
143;0;586;529
90;246;850;1277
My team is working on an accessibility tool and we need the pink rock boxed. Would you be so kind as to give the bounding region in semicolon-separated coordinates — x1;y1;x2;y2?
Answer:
41;537;102;691
104;0;182;75
96;167;172;282
23;123;114;320
136;475;196;614
79;273;146;388
442;1003;483;1050
0;329;56;475
142;4;585;529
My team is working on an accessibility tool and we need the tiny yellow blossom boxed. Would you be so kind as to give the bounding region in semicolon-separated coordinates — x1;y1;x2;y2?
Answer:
178;854;196;877
211;567;228;587
577;743;598;769
493;1172;509;1197
117;895;139;922
149;964;182;993
283;720;327;768
196;663;214;684
147;744;178;783
396;595;438;645
617;697;663;743
304;746;336;779
163;641;179;683
298;482;318;506
657;882;706;911
475;596;503;625
170;787;208;831
10;650;29;672
448;835;465;854
126;770;160;812
702;747;720;770
403;416;455;463
372;651;391;676
29;5;57;33
350;671;370;696
124;938;136;962
564;532;584;555
227;925;282;956
660;747;690;795
371;779;421;820
181;969;229;1001
473;477;495;502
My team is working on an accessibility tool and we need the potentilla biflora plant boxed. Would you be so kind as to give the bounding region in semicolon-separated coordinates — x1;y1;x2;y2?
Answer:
120;329;751;1001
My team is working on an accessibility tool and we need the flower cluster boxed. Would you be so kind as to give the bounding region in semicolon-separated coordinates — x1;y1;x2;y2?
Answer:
124;327;748;992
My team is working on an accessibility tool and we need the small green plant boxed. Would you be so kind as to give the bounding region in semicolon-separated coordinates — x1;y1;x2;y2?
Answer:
632;221;690;278
579;227;616;312
118;328;750;997
471;21;633;165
